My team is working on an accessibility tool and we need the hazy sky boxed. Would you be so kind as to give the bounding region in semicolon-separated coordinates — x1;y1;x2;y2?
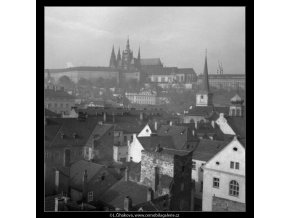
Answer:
45;7;245;75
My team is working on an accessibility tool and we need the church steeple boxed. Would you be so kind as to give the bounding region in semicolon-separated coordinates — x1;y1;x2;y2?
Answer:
126;36;130;51
137;46;141;60
202;49;210;93
117;47;121;61
109;45;117;68
196;49;213;107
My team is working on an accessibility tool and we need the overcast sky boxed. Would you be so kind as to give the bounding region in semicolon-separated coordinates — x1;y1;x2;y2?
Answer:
45;7;245;75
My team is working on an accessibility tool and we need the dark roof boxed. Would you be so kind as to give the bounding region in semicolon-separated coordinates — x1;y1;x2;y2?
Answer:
44;88;75;100
70;160;105;191
45;66;119;73
114;122;144;134
187;106;228;116
192;139;229;161
177;68;196;75
137;136;175;152
226;116;246;138
157;125;190;150
100;179;148;209
45;108;59;117
197;74;245;79
140;58;162;66
132;195;170;211
45;118;113;147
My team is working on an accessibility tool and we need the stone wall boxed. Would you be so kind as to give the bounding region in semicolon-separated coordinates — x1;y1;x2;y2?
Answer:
212;196;246;212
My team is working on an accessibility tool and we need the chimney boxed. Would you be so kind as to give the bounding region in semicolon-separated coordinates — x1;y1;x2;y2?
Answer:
169;121;173;126
147;188;154;201
55;197;65;212
154;121;158;131
140;112;143;121
55;170;59;194
124;196;132;211
211;120;215;128
82;170;88;203
192;130;195;137
190;181;195;211
125;166;129;181
153;167;159;192
103;112;107;122
194;121;197;129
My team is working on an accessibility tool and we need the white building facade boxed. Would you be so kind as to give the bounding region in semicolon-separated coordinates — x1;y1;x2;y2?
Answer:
202;138;245;211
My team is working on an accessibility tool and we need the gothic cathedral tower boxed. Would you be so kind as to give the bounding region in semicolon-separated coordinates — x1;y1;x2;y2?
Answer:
196;50;213;107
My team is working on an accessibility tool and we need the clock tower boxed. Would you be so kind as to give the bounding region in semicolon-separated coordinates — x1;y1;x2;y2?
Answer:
196;50;213;107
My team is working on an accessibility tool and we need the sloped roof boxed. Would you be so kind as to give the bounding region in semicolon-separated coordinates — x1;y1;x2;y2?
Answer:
45;66;119;73
157;125;189;150
140;58;162;66
132;195;170;211
177;68;196;75
187;106;228;116
44;89;75;100
45;108;59;117
45;118;113;147
70;160;105;191
192;139;229;161
137;135;175;152
100;179;148;209
226;116;246;138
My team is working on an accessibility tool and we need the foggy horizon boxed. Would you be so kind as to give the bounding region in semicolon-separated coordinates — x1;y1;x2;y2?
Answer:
45;7;245;75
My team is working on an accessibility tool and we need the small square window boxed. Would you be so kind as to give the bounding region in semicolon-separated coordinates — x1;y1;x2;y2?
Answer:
213;177;220;188
88;191;94;202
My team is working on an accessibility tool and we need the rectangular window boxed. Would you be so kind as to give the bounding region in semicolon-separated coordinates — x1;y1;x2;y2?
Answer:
213;177;220;188
235;162;240;169
230;161;235;169
192;162;196;170
88;191;94;202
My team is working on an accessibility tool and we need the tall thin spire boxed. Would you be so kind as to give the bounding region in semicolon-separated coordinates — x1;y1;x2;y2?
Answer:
137;45;141;60
202;49;210;93
117;47;121;61
126;36;130;50
109;45;117;68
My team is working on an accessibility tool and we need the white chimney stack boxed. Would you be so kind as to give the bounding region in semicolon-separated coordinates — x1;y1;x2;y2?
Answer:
154;121;158;131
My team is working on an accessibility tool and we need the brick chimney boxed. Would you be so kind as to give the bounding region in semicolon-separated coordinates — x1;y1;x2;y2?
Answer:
125;166;129;181
82;170;88;203
55;169;59;194
103;112;107;122
211;120;215;128
147;188;154;201
154;121;158;131
190;181;195;211
153;166;159;192
54;197;65;212
124;196;132;211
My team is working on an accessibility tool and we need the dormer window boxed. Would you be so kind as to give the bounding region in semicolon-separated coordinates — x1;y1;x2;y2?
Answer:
233;147;238;151
60;133;65;139
201;95;204;99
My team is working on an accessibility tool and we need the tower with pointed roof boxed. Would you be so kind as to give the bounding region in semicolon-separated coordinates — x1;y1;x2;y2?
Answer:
229;85;244;116
109;45;117;68
121;36;134;70
196;50;213;107
116;47;122;67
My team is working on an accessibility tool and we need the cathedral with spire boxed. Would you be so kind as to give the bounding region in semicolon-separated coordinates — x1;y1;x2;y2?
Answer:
109;37;141;71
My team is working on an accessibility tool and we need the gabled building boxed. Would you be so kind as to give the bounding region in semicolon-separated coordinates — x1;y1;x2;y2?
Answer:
202;137;245;211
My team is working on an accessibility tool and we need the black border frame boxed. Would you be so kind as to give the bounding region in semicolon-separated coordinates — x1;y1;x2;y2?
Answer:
37;1;253;217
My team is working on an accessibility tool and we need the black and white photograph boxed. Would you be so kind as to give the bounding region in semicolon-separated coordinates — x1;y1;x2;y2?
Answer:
43;6;247;212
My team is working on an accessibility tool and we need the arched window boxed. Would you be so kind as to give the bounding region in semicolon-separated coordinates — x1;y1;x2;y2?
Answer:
229;180;239;197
